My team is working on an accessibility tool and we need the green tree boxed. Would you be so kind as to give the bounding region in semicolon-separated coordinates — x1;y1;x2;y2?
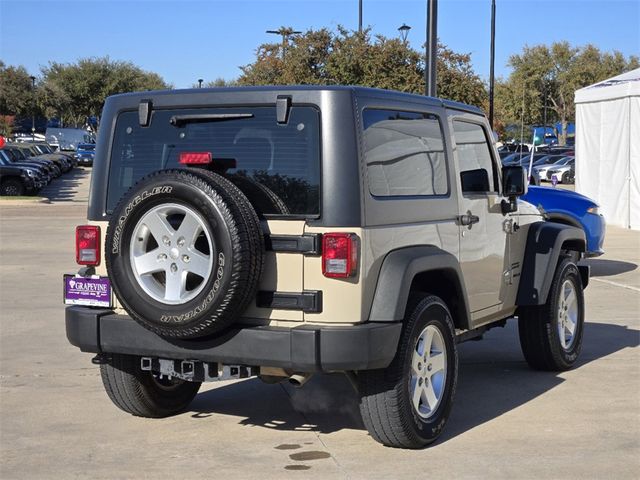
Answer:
0;116;13;137
191;77;238;88
495;42;638;144
0;61;37;117
39;57;169;127
238;27;486;108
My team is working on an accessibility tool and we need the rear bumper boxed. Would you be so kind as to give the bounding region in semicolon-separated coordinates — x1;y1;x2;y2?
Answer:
65;306;402;372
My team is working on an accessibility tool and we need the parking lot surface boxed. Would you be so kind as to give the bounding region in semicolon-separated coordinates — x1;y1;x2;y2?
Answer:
1;173;638;479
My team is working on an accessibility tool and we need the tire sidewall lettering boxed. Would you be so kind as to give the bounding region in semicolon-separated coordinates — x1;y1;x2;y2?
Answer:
111;185;173;255
159;252;226;324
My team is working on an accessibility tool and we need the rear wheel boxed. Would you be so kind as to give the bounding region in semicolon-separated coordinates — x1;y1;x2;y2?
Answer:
358;294;458;448
100;354;201;418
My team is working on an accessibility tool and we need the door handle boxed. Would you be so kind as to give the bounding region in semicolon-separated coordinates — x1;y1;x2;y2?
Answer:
458;214;480;226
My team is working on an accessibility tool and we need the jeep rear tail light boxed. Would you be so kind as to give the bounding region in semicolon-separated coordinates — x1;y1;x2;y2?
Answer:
322;233;358;278
76;225;100;266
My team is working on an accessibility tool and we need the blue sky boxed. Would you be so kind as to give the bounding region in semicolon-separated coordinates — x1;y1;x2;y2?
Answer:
1;0;638;88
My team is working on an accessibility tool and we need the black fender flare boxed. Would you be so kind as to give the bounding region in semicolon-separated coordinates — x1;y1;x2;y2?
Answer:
368;245;471;329
545;212;581;229
516;221;586;306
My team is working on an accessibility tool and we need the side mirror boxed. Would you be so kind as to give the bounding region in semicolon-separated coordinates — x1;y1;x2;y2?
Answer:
501;166;528;214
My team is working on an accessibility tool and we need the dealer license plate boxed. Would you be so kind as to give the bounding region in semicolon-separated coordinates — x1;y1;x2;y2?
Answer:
63;275;113;308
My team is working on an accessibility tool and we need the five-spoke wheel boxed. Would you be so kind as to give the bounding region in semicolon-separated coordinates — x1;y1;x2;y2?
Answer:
410;324;447;419
557;279;579;350
130;203;213;304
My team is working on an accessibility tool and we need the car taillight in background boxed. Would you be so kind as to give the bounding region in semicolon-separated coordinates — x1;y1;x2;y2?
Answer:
322;233;358;278
76;225;100;266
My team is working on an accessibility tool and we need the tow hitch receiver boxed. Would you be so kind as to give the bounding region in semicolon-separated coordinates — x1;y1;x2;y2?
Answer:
140;357;257;383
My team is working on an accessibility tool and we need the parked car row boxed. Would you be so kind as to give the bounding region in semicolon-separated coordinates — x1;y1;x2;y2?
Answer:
501;149;575;185
0;142;78;196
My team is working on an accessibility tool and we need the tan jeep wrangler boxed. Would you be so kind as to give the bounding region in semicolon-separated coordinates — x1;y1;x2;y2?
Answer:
64;86;589;448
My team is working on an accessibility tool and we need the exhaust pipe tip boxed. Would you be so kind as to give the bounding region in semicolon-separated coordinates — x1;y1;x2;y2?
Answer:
288;373;312;388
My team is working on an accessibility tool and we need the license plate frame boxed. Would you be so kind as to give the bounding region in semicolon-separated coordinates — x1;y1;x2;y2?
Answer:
63;274;113;308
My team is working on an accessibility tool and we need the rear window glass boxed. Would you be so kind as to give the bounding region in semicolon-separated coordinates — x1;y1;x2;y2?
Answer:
107;106;320;216
363;109;448;197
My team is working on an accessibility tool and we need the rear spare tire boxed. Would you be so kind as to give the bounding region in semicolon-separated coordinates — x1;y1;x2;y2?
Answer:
105;169;264;339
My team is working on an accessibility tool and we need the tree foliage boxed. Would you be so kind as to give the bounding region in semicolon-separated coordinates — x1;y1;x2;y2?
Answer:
238;27;487;108
494;42;638;143
38;57;169;127
191;77;238;88
0;61;37;117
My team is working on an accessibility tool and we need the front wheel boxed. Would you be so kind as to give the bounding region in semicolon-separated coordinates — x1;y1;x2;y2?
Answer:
1;179;25;196
358;294;458;448
100;354;201;418
518;257;585;371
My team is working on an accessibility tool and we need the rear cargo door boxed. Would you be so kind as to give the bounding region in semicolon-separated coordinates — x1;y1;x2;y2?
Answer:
106;104;322;323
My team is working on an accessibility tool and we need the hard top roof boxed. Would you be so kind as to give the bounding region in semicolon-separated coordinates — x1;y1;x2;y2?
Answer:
108;85;485;116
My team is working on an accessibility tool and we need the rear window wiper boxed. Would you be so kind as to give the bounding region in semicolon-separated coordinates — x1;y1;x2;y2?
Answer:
169;113;254;126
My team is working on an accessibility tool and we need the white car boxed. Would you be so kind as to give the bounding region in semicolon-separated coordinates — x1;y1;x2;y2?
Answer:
548;163;574;183
534;156;574;182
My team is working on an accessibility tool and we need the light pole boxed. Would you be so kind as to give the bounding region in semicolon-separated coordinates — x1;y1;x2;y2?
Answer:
488;0;496;129
359;0;363;33
198;78;204;88
543;81;547;136
425;0;438;96
398;23;411;43
29;76;36;141
266;27;302;60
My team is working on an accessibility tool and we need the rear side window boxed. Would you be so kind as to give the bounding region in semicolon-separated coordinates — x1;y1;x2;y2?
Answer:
107;106;320;216
453;120;498;193
363;109;448;197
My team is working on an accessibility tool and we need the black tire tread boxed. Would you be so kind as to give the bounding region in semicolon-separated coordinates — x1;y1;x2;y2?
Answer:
100;354;201;418
192;169;265;322
518;257;584;371
229;175;290;216
358;294;457;449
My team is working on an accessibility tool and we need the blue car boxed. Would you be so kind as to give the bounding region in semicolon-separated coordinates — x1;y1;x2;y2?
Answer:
522;186;605;257
76;143;95;166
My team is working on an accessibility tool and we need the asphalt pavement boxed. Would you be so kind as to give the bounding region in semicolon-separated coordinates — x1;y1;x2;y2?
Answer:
0;172;638;479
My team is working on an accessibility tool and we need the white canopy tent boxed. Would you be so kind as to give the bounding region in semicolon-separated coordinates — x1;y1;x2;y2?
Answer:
575;68;640;229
